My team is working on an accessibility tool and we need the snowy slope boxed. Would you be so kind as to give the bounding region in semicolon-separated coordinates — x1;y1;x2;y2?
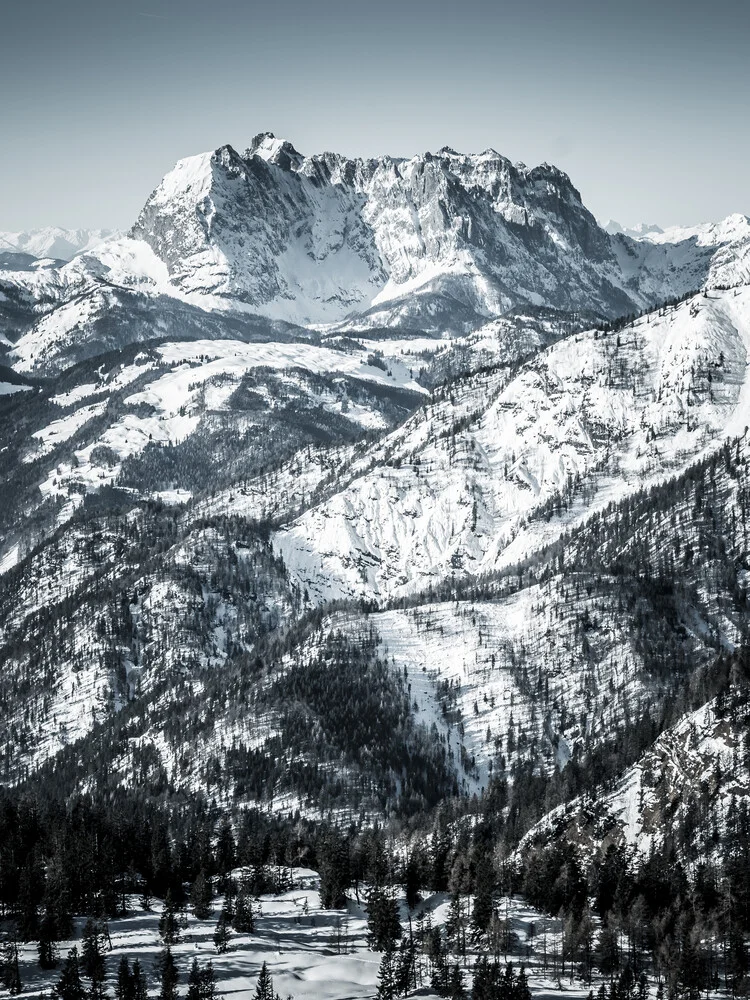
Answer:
274;287;750;602
523;688;750;863
0;334;427;577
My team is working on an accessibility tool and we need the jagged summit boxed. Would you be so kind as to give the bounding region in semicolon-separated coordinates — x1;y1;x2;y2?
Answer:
245;131;304;170
125;134;750;328
3;136;749;377
602;218;664;238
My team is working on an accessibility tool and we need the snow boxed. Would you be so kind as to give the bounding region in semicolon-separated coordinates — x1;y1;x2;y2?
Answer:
153;339;427;396
0;381;32;395
11;873;671;1000
274;287;750;603
525;695;750;865
7;147;750;380
153;488;193;505
51;383;101;406
0;226;120;261
641;212;750;248
27;400;107;459
24;336;425;538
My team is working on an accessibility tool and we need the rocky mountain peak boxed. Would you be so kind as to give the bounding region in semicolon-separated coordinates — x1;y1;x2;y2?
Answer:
245;131;304;170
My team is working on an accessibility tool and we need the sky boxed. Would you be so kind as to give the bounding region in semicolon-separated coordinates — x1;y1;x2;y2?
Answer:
2;0;748;232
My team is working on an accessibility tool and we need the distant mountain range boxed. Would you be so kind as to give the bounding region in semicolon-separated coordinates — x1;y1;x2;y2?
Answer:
0;226;120;261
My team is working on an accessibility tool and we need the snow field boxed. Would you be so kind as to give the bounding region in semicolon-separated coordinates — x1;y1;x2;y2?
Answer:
10;869;608;1000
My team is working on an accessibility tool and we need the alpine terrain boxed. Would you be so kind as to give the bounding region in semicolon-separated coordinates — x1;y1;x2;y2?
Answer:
2;134;750;1000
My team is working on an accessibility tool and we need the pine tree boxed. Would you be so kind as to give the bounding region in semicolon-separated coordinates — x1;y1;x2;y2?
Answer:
115;957;134;1000
199;961;216;1000
55;948;86;1000
430;947;449;998
448;963;465;1000
17;860;41;942
367;886;402;952
190;872;213;921
233;889;255;933
395;936;417;996
156;947;179;1000
471;853;495;936
516;965;532;1000
186;959;202;1000
81;917;107;990
38;908;60;969
253;961;274;1000
213;909;231;954
159;892;181;945
1;939;22;996
375;948;396;1000
318;832;350;910
131;960;148;1000
215;818;236;878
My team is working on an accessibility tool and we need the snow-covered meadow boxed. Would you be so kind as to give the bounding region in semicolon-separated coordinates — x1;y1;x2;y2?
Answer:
10;869;607;1000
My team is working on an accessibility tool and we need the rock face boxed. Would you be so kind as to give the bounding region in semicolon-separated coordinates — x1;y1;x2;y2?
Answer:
4;136;749;375
130;133;749;326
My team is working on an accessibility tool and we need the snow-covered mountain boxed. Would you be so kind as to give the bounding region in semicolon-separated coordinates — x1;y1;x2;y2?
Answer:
4;132;750;903
273;287;750;602
1;137;748;382
0;226;120;261
129;133;750;327
602;219;665;239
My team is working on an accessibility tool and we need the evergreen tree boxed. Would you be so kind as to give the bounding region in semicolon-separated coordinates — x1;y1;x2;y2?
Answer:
471;853;495;936
81;917;107;988
131;960;148;1000
403;850;423;911
190;872;213;921
233;889;255;933
17;859;41;942
199;961;216;1000
215;818;236;878
448;963;465;1000
318;832;350;910
156;947;179;1000
186;959;202;1000
1;939;22;996
394;936;417;996
375;947;396;1000
55;948;86;1000
39;908;60;969
159;893;181;945
253;961;274;1000
115;957;134;1000
430;946;450;998
367;887;402;952
213;909;231;954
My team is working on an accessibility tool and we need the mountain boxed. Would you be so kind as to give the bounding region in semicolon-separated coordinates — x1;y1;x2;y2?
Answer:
0;226;120;261
4;288;750;801
602;219;664;239
2;137;749;382
4;134;750;999
128;132;744;327
274;287;750;602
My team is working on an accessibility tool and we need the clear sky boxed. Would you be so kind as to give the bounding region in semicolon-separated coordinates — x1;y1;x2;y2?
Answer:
2;0;748;231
